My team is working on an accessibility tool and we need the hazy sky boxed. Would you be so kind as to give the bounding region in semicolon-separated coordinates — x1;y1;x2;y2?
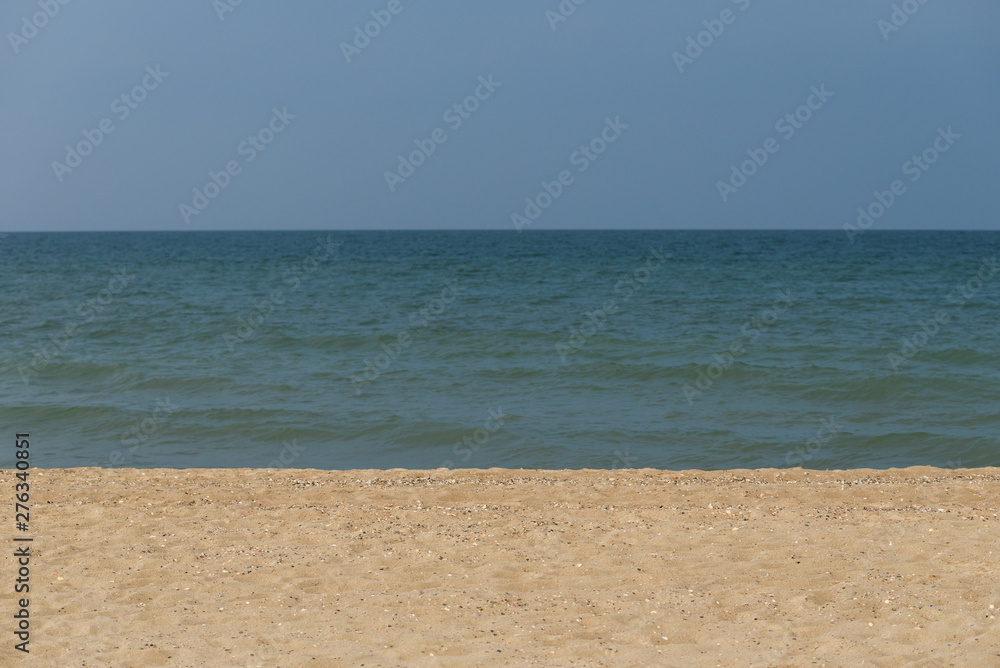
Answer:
2;0;997;231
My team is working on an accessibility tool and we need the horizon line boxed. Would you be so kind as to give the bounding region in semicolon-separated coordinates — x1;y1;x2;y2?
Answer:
2;228;997;234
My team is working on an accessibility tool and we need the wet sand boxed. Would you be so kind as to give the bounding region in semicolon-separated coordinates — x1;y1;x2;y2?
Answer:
11;467;1000;666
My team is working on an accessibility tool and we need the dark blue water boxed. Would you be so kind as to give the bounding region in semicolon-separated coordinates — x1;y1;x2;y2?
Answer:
1;231;997;470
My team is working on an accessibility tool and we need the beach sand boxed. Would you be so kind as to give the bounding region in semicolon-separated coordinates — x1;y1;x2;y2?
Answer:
10;467;1000;666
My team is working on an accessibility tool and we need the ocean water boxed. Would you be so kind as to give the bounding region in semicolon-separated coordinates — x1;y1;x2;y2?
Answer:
1;230;997;470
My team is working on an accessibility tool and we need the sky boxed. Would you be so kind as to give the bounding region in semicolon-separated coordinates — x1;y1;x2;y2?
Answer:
1;0;998;232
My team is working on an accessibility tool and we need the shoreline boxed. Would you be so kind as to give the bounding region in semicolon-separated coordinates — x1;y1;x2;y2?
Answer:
12;466;1000;666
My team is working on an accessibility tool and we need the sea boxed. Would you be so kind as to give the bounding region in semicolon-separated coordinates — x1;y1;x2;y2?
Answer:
1;230;997;470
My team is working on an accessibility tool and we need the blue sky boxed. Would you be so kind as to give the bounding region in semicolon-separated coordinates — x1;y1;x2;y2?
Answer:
2;0;997;231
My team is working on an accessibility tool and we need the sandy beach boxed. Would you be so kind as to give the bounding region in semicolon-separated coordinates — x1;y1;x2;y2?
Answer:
8;467;1000;666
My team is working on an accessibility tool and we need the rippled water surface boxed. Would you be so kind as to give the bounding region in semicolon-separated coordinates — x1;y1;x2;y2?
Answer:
1;230;997;469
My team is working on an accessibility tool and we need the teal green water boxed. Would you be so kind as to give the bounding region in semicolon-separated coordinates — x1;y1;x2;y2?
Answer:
1;231;997;470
